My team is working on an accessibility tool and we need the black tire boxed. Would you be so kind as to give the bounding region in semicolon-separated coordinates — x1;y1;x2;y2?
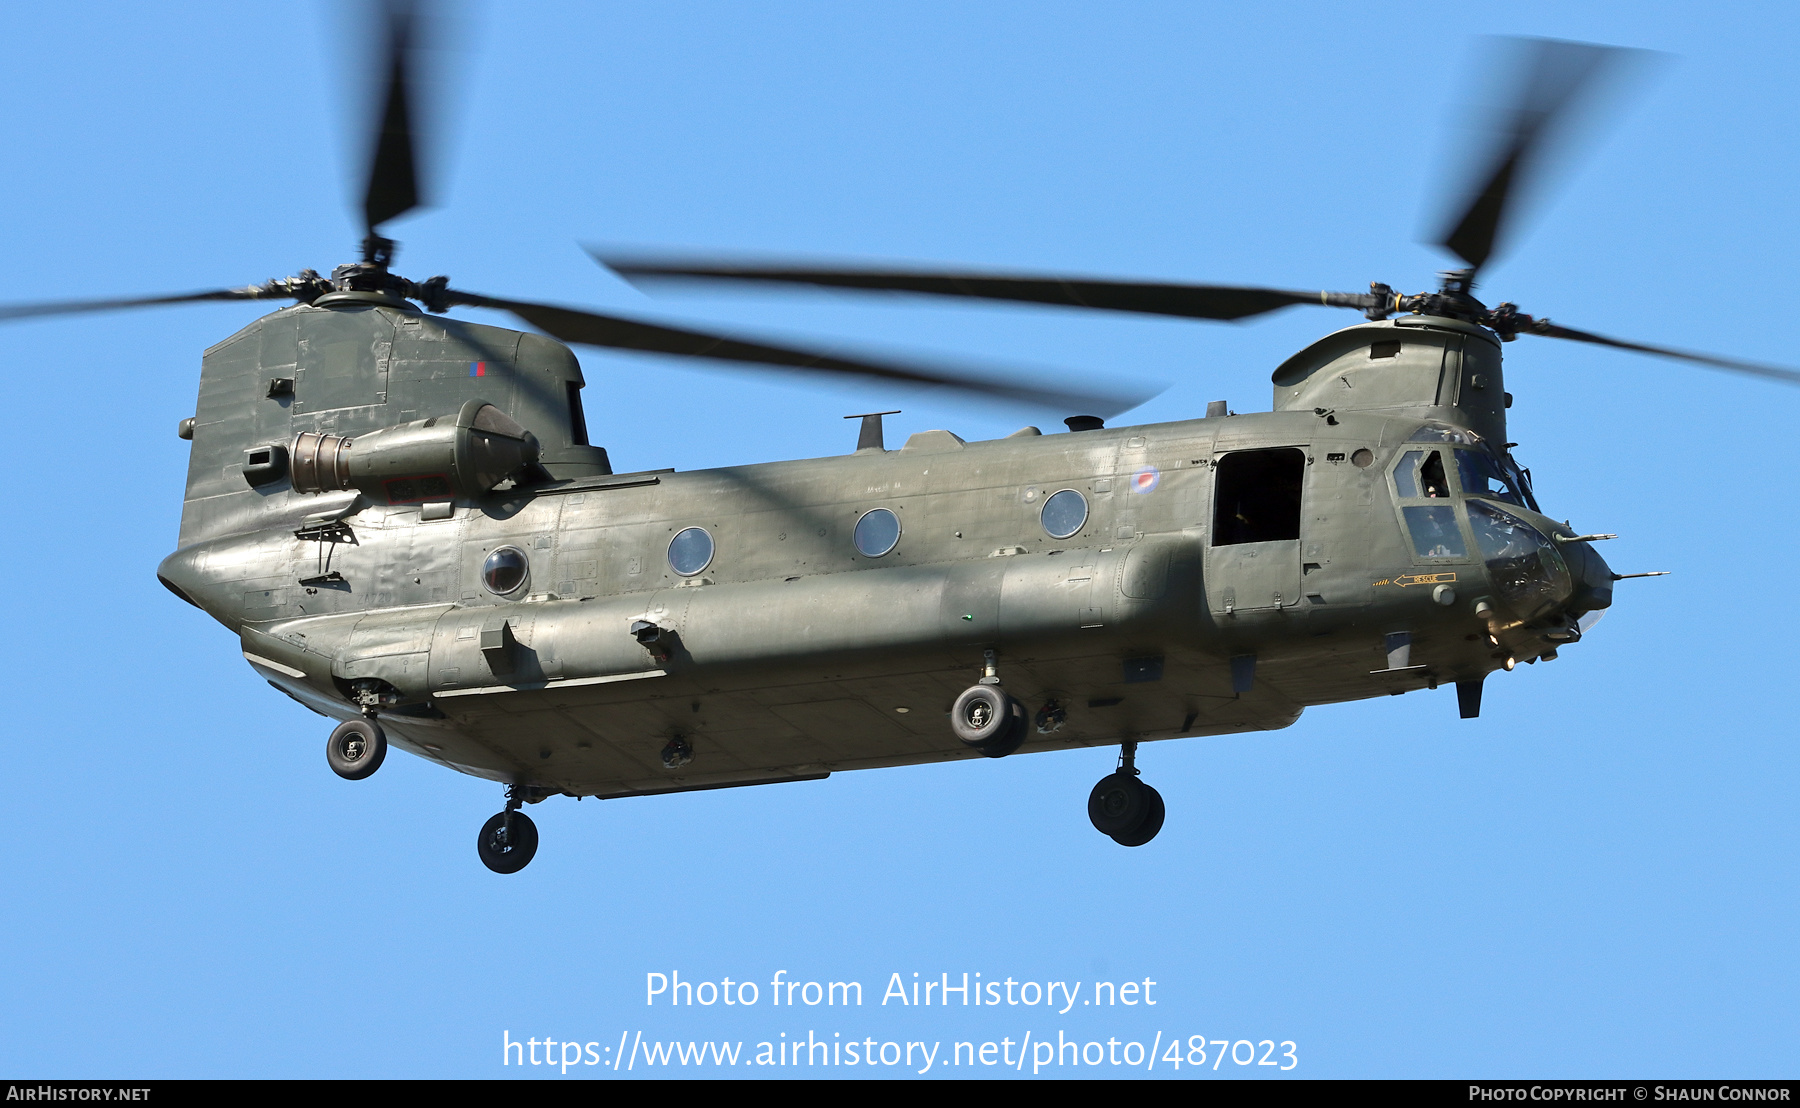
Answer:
1109;784;1165;847
477;810;539;874
974;699;1028;759
950;685;1015;748
326;718;387;780
1088;772;1150;836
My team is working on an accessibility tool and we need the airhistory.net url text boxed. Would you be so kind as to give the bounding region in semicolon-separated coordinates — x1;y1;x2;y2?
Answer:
502;1030;1299;1074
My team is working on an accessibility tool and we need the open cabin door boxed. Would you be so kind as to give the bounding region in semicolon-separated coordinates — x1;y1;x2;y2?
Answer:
1206;447;1306;614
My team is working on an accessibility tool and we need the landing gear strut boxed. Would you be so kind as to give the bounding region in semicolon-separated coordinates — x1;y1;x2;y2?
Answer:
1088;741;1164;847
477;785;540;874
326;718;387;780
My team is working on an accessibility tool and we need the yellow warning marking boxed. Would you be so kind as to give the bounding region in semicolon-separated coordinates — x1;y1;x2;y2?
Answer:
1374;572;1458;588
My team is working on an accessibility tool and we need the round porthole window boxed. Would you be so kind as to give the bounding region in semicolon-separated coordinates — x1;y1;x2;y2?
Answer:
1040;489;1088;539
667;527;715;577
853;508;901;558
482;547;529;595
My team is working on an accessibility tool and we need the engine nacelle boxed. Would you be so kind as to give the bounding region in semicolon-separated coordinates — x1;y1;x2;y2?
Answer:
290;399;540;502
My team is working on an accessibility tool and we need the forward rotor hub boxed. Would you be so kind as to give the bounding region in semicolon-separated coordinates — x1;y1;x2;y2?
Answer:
324;257;451;313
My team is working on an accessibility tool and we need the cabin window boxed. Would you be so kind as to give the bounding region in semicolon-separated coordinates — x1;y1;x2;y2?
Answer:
853;508;901;557
482;547;529;595
1040;489;1088;540
1212;448;1304;546
667;527;715;577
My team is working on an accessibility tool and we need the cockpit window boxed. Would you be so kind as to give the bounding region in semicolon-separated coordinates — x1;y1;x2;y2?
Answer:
1394;448;1465;560
1393;448;1450;499
1408;422;1484;446
1394;450;1422;498
1467;500;1571;616
1455;448;1523;506
1419;451;1450;498
1402;506;1466;559
1501;453;1541;512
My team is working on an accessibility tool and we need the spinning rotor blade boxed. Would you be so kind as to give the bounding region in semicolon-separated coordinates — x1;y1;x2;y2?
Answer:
1438;38;1644;275
444;289;1153;416
361;0;428;237
1525;321;1800;386
0;286;296;323
597;252;1375;323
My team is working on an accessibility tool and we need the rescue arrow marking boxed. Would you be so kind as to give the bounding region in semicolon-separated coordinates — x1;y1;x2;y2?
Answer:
1373;572;1458;588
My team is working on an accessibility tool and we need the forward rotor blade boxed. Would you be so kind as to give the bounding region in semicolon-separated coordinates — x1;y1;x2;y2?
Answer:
443;289;1155;416
1439;38;1642;274
361;0;426;235
596;252;1376;323
0;287;282;323
1528;322;1800;386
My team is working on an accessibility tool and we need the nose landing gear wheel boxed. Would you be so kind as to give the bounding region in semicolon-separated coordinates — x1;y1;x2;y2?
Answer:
326;718;387;780
477;810;539;874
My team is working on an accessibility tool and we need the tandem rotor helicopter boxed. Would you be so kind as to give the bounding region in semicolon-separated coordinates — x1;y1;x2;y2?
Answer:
6;7;1791;872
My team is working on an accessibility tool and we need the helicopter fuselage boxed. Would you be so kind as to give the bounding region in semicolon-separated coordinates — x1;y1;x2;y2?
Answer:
155;300;1612;799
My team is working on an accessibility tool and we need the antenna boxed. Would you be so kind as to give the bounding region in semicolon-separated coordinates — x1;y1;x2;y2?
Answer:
844;410;901;452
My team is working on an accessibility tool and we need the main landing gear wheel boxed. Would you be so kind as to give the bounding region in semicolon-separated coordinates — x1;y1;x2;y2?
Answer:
326;718;387;780
1088;773;1151;835
1087;741;1164;847
950;684;1027;759
1108;785;1164;847
477;810;539;874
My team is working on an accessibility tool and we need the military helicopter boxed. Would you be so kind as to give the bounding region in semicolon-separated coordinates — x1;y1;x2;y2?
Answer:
5;10;1791;873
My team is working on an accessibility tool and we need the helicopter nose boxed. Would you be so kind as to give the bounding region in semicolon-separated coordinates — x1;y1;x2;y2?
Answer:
1558;538;1615;618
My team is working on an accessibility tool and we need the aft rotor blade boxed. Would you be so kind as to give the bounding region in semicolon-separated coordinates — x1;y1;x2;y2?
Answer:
1438;38;1642;274
1529;322;1800;386
361;0;426;235
0;287;285;323
443;289;1156;415
596;252;1376;323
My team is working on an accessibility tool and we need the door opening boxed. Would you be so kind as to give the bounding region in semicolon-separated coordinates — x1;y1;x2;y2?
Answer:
1213;448;1305;546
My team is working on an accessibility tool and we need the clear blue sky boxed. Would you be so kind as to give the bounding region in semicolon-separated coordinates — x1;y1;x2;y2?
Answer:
2;0;1795;1079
